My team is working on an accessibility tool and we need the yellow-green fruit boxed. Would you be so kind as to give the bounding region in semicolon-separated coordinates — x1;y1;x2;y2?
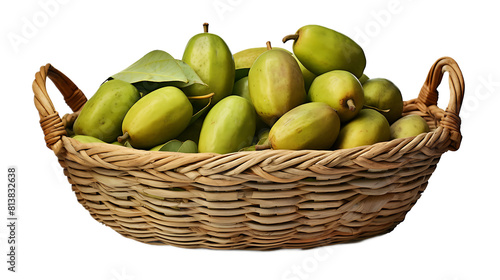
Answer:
233;76;269;135
120;86;193;149
233;76;251;100
269;102;340;150
283;25;366;78
73;79;140;142
390;114;430;139
72;135;106;144
308;70;364;123
233;47;291;81
334;109;391;149
363;78;404;123
248;43;307;126
182;23;235;107
294;55;317;92
198;95;256;154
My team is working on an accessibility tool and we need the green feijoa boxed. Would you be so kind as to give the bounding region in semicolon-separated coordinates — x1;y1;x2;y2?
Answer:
390;114;430;139
73;79;140;142
362;78;404;123
182;23;235;108
248;42;306;126
120;86;193;149
283;24;366;78
72;134;106;144
198;95;256;154
268;102;340;150
308;70;364;123
333;109;391;149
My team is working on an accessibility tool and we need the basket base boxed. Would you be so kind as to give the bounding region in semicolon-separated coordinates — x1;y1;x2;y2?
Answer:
72;180;427;250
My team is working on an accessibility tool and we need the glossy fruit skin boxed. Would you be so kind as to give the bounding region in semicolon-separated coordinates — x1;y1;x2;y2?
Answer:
333;109;391;149
198;96;256;154
248;49;307;126
233;76;250;100
73;79;140;142
269;102;340;150
182;30;235;107
121;86;193;149
294;55;317;92
390;114;430;139
233;47;291;81
308;70;364;123
233;76;269;136
362;78;404;123
234;47;292;69
290;25;366;78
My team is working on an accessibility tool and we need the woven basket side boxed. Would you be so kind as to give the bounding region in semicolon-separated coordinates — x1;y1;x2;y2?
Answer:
60;129;441;249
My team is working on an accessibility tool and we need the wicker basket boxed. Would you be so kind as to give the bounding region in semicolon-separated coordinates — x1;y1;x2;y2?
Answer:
33;57;464;250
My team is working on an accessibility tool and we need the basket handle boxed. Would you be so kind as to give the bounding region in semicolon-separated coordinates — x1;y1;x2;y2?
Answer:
33;64;87;153
417;56;465;151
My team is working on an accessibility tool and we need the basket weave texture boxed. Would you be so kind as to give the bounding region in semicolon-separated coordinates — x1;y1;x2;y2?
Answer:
33;57;464;250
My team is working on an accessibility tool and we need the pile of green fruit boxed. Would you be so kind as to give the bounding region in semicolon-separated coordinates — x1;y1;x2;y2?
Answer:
69;23;430;154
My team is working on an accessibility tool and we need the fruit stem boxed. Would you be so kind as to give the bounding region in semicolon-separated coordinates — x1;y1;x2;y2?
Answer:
117;132;129;143
203;22;209;33
346;99;356;112
282;34;299;43
266;41;272;50
187;92;215;100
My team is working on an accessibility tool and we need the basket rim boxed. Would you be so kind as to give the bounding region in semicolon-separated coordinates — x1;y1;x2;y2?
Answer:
63;127;434;157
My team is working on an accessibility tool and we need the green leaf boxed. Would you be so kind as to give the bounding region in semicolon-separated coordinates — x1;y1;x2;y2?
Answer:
110;50;209;95
157;140;198;153
239;145;256;151
177;140;198;153
173;60;206;88
189;95;213;125
133;81;168;96
159;140;183;152
111;50;187;83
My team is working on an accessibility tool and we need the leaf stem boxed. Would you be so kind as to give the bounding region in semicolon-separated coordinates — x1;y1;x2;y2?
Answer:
187;92;215;100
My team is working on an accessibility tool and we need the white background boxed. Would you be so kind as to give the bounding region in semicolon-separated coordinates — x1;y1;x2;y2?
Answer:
1;0;499;279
